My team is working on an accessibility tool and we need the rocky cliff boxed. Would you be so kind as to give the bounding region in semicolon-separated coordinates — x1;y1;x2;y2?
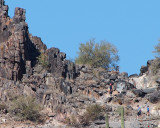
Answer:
0;0;47;80
0;0;160;128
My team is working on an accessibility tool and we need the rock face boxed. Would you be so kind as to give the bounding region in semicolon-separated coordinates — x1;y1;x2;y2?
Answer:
0;1;160;127
0;1;47;80
48;47;79;79
149;91;160;103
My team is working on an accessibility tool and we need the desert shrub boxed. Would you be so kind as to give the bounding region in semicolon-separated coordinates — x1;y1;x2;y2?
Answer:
80;104;104;125
37;52;49;69
9;96;41;122
0;102;8;113
150;58;160;75
75;39;119;70
116;106;122;115
154;42;160;56
65;116;79;126
92;69;101;79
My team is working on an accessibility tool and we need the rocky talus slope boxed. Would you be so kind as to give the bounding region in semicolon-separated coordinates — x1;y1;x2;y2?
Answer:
0;0;160;128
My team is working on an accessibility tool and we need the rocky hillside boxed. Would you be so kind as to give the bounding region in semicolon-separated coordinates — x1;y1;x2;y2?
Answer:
0;0;160;128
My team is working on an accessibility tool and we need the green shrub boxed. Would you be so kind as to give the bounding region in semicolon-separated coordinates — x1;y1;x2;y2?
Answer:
37;52;49;69
150;58;160;75
0;102;8;113
9;96;41;122
80;104;104;125
75;39;119;70
154;42;160;56
65;116;79;126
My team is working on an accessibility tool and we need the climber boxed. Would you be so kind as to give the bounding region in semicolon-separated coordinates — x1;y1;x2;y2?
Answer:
109;83;113;96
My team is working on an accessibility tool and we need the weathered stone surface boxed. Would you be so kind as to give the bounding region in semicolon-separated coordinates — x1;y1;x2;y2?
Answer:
129;74;139;78
132;89;146;97
140;65;148;75
0;1;160;127
0;1;47;81
48;47;79;79
156;78;160;84
149;91;160;103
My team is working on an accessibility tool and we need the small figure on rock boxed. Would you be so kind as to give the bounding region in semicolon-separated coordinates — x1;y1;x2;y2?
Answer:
109;83;113;96
137;105;142;120
147;105;150;117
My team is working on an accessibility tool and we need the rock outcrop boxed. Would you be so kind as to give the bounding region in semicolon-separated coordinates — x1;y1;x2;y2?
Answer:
0;0;160;127
0;1;47;81
48;47;79;80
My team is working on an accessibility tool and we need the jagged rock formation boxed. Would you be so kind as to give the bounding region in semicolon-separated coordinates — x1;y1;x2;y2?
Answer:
0;0;160;127
48;47;79;80
0;0;47;80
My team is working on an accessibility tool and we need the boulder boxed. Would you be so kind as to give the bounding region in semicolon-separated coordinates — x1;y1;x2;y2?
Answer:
109;75;117;81
129;74;139;78
156;78;160;84
147;59;153;67
132;89;146;97
120;72;128;79
140;65;148;75
149;91;160;103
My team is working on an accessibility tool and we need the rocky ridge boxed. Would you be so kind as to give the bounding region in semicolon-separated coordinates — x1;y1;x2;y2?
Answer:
0;0;160;128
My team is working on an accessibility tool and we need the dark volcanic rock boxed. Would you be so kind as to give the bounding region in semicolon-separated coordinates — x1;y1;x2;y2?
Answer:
0;1;47;81
132;89;146;97
156;78;160;84
149;91;160;103
48;47;79;79
140;65;148;75
147;60;153;67
129;74;139;78
109;75;117;81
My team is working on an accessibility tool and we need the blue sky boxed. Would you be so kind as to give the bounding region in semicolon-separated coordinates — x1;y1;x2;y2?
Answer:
5;0;160;75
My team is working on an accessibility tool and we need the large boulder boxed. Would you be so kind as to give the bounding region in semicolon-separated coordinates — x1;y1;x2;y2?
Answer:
132;89;146;97
156;78;160;84
140;65;148;75
149;91;160;103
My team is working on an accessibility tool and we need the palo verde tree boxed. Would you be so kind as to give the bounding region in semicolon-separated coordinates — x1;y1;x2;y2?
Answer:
75;39;119;70
150;42;160;75
154;42;160;57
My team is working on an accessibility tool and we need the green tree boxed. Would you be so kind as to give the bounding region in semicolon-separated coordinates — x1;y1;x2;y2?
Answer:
154;42;160;56
151;42;160;75
75;39;119;70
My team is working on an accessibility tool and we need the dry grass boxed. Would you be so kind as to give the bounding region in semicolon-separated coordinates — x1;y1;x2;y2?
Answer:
9;96;42;122
79;104;104;125
155;103;160;110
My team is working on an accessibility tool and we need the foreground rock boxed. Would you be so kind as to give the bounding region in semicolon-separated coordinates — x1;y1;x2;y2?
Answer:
0;0;160;127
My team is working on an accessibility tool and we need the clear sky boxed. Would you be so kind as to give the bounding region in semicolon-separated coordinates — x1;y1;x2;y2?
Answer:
5;0;160;75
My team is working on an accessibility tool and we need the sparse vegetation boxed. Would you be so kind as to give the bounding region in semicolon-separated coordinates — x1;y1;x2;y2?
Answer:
154;42;160;56
9;96;41;122
65;115;79;126
75;39;119;70
150;58;160;75
0;102;8;113
80;104;104;125
37;52;49;69
151;43;160;75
